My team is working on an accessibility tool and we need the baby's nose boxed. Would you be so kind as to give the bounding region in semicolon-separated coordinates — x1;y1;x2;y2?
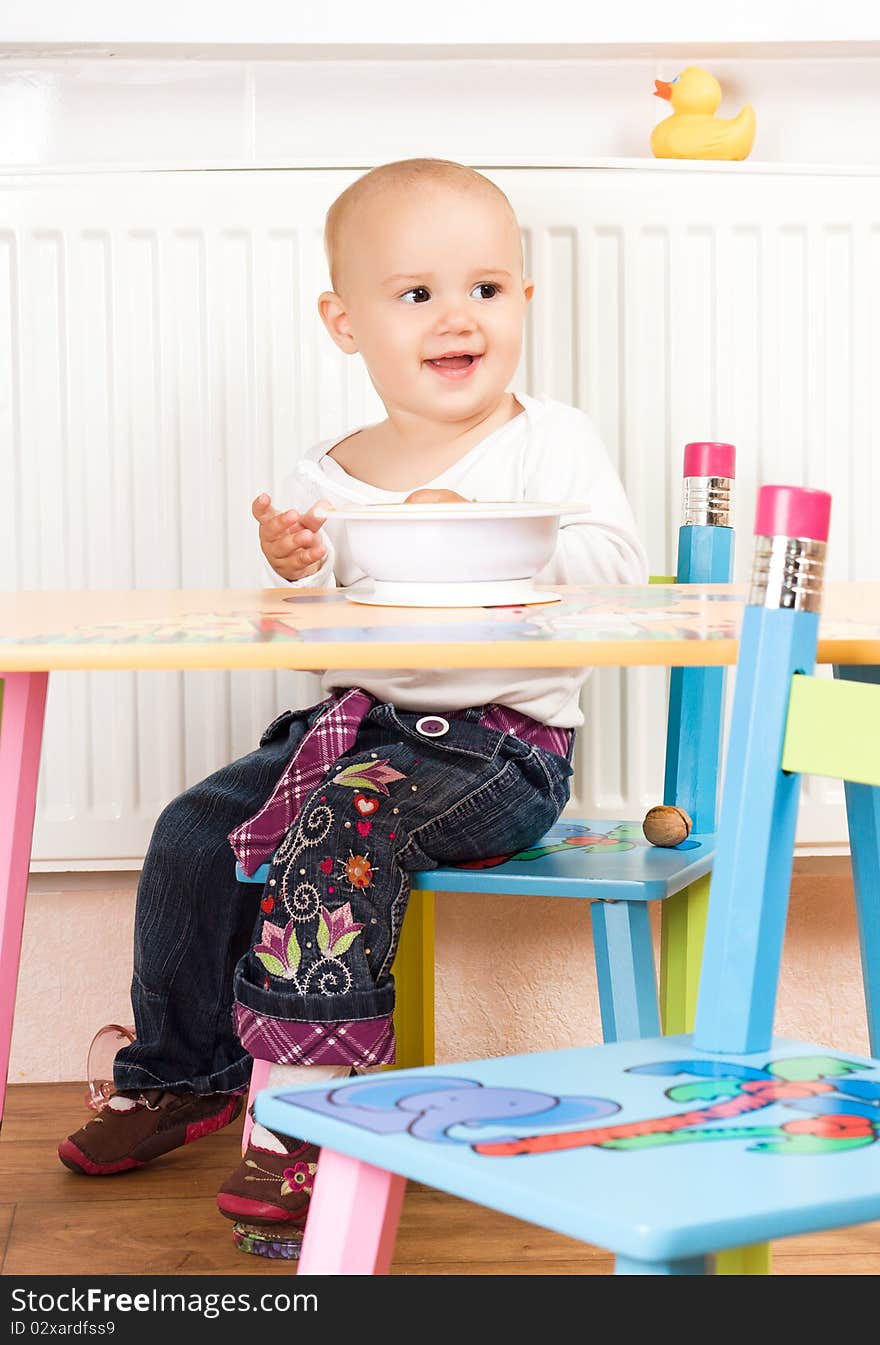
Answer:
434;303;474;333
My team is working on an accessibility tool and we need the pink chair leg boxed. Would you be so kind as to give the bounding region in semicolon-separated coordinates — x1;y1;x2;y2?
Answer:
298;1150;406;1275
242;1056;273;1153
0;672;48;1126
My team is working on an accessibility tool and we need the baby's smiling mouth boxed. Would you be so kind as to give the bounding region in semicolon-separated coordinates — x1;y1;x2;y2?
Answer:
424;353;482;378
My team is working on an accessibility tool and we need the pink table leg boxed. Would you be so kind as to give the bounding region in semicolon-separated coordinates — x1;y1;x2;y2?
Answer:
242;1056;272;1153
297;1149;406;1275
0;672;48;1124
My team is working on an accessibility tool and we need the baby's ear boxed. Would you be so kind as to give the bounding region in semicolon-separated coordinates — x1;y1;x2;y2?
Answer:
318;291;358;353
523;278;536;304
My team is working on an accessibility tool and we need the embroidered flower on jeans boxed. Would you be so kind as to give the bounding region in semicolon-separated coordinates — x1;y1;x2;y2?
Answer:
336;852;374;892
330;758;405;795
253;903;366;992
317;902;365;955
253;919;301;980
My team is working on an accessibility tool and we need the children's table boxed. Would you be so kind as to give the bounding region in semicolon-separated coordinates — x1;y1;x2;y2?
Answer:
1;581;878;1120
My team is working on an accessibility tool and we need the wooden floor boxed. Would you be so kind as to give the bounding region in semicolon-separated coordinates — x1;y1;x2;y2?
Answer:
2;1082;880;1276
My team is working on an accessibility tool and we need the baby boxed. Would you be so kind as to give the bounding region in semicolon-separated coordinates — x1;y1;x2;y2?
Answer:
253;158;646;724
59;158;647;1253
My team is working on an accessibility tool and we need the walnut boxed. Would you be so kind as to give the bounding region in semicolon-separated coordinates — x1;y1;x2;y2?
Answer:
642;805;693;848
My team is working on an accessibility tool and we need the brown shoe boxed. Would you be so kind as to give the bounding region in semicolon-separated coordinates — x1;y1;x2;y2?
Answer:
216;1114;319;1226
58;1089;244;1175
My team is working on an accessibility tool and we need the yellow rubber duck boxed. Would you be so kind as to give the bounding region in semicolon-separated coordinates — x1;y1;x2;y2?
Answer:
651;66;756;161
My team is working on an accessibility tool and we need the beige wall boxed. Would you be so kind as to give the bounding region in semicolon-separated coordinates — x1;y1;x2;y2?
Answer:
435;857;870;1061
11;857;868;1085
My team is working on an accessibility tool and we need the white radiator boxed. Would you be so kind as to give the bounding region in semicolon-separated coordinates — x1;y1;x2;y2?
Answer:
2;166;877;866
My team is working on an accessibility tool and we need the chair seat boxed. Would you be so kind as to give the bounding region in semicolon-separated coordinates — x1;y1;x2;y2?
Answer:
237;818;716;902
256;1036;880;1263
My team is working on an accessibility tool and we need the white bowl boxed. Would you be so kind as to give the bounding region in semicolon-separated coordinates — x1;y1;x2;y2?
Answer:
332;502;564;588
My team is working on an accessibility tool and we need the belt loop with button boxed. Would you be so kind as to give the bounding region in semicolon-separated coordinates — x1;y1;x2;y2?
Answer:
415;715;450;738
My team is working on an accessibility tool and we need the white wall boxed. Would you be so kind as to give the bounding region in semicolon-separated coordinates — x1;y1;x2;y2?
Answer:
3;52;880;168
3;1;879;49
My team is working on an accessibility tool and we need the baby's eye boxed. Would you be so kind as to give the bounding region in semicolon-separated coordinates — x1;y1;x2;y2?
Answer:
470;283;500;300
400;287;431;304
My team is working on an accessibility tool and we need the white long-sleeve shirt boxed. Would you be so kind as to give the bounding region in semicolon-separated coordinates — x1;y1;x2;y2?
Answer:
266;393;648;727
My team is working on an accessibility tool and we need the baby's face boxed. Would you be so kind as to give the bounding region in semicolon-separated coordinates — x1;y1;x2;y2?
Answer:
332;185;532;424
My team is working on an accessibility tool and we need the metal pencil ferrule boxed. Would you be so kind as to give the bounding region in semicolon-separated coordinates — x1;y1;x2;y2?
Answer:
748;535;826;612
682;476;733;528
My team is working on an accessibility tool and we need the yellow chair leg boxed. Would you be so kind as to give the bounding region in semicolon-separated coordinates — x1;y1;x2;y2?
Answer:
661;875;770;1276
659;874;710;1035
390;889;435;1069
715;1243;772;1275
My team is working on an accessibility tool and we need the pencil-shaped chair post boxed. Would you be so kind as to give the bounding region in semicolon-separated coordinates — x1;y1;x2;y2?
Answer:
694;484;832;1055
660;443;735;1038
664;441;736;833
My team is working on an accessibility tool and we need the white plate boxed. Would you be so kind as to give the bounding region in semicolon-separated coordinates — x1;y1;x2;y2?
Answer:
345;578;562;608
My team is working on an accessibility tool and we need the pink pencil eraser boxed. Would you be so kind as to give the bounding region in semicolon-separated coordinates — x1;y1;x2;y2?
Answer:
683;442;736;479
754;485;831;542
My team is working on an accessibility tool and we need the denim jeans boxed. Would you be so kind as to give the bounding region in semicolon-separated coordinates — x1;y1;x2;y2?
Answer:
114;699;573;1094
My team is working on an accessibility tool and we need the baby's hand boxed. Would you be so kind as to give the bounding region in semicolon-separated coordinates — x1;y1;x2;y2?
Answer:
252;493;333;582
403;489;469;504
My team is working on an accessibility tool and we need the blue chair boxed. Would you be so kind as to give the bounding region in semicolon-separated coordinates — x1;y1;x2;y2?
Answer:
258;482;880;1276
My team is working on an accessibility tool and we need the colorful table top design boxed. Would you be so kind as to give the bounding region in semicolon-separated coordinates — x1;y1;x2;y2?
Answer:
0;583;878;671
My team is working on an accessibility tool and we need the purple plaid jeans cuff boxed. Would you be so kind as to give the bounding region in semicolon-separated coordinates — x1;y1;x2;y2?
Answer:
234;1004;396;1069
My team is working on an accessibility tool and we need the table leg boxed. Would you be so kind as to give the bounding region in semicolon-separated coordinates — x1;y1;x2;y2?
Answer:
298;1150;406;1275
0;672;48;1124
